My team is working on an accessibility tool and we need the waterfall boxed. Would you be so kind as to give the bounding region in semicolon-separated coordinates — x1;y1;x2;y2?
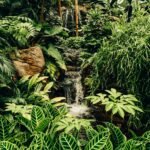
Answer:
63;49;89;117
64;9;69;28
78;10;82;26
64;71;84;104
62;7;82;30
74;72;84;104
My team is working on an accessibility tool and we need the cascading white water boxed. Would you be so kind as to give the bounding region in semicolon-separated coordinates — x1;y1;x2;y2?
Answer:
78;10;82;26
64;9;69;28
63;48;89;117
64;71;84;104
74;72;84;104
62;7;82;29
64;70;89;117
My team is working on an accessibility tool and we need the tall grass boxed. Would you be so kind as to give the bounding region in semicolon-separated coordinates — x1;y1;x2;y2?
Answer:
90;10;150;104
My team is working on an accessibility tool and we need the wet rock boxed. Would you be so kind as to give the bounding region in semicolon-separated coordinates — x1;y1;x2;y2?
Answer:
11;47;45;77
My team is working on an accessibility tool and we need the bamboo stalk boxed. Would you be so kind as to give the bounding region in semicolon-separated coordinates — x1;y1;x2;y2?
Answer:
75;0;79;36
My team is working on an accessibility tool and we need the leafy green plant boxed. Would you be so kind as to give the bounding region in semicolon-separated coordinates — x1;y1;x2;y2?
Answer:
82;5;111;52
0;109;150;150
5;103;33;120
0;54;14;86
16;74;66;107
86;88;143;119
0;74;66;110
87;10;150;104
0;141;19;150
64;36;84;49
59;133;80;150
55;116;91;133
0;16;36;47
44;45;67;71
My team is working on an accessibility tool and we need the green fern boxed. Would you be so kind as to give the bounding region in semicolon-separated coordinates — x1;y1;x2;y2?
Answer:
0;141;19;150
0;54;14;78
44;25;63;36
0;16;36;47
45;45;67;71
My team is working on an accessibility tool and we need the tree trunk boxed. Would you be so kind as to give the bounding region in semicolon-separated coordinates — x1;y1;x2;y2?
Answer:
58;0;62;19
75;0;79;36
40;0;45;23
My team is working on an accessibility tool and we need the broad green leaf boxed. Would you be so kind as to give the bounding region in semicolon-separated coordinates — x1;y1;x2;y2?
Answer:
85;127;98;140
130;106;143;113
105;102;114;112
35;118;50;132
0;117;14;140
51;97;66;103
43;82;54;92
96;125;108;132
106;88;122;99
112;106;118;115
103;139;113;150
28;133;45;150
142;130;150;142
105;123;126;149
122;105;135;115
59;133;80;150
122;139;143;150
18;116;32;133
85;131;110;150
31;106;45;130
117;106;125;118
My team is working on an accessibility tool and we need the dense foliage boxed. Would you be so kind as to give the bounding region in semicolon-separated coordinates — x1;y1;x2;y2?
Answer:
87;11;150;103
0;0;150;149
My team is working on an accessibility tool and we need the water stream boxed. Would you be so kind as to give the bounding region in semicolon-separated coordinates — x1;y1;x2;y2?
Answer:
63;49;89;117
62;7;82;30
64;71;84;104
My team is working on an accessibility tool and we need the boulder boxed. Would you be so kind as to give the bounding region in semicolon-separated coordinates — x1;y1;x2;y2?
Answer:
11;47;45;77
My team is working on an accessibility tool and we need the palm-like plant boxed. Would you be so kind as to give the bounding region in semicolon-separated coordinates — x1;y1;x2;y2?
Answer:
0;16;36;48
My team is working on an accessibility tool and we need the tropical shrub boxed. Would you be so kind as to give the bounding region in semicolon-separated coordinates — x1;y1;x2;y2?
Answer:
0;74;66;110
0;108;149;150
42;44;67;81
82;5;111;52
0;16;36;48
64;36;85;49
86;88;143;119
87;10;150;104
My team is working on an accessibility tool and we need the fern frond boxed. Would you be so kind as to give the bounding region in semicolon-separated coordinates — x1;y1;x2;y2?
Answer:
0;141;19;150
